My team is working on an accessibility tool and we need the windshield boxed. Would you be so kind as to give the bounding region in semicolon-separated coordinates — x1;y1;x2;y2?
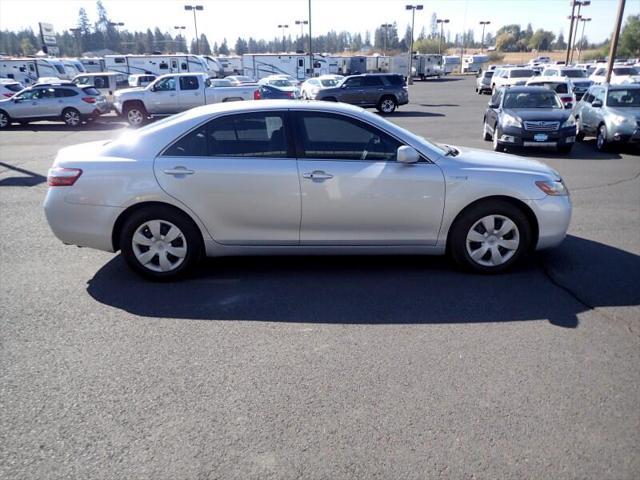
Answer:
74;76;91;85
607;89;640;107
320;79;339;87
613;67;638;76
504;91;562;109
484;71;494;78
269;79;293;87
562;69;587;78
510;70;534;78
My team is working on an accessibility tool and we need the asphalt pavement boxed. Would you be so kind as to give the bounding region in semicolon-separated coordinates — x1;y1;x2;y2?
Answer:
1;76;639;479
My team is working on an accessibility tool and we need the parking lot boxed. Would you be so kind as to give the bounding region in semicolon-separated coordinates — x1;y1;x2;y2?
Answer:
1;76;639;479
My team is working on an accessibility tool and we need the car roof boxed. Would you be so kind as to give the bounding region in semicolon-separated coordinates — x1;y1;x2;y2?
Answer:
501;86;552;93
606;84;640;91
528;76;570;83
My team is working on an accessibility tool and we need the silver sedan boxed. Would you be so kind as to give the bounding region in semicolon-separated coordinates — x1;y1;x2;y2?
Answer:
44;100;571;279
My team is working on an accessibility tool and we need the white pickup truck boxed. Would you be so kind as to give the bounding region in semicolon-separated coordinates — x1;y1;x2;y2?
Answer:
113;73;258;126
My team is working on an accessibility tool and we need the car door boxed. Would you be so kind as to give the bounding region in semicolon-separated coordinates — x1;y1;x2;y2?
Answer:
8;88;43;118
148;76;178;113
154;110;301;245
589;87;606;132
177;75;202;110
339;76;365;104
294;111;445;245
362;75;384;105
577;89;594;132
31;87;59;118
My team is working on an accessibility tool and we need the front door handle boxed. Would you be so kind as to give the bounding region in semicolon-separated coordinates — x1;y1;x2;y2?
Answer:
303;170;333;180
164;167;195;176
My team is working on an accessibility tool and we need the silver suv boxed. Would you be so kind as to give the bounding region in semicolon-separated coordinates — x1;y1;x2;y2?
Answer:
0;82;108;128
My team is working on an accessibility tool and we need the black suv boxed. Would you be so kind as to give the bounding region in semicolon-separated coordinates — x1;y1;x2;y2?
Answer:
315;74;409;113
483;86;576;154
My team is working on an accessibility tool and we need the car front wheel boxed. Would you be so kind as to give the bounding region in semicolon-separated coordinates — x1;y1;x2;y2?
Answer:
0;110;10;129
596;124;609;151
377;96;397;114
125;104;148;127
449;201;532;273
120;206;202;280
492;124;503;151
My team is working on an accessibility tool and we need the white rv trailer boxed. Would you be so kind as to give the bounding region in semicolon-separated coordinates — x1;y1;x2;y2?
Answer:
413;54;443;79
328;56;349;75
211;56;242;75
366;55;390;73
242;53;329;81
79;57;106;73
61;58;86;77
0;57;69;84
442;55;461;74
104;54;213;76
462;54;489;73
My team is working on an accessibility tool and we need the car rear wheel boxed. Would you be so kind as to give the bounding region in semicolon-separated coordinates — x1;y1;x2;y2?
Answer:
449;201;532;274
0;110;10;129
120;206;202;280
377;96;397;114
125;104;148;127
62;108;81;127
596;124;608;151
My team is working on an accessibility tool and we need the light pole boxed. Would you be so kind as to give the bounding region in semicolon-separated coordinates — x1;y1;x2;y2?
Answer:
308;0;313;77
277;24;289;52
570;1;590;63
605;0;626;84
380;23;392;56
184;5;204;54
405;4;423;85
479;20;490;53
577;17;591;62
295;20;308;50
436;18;449;55
174;26;186;53
69;28;81;57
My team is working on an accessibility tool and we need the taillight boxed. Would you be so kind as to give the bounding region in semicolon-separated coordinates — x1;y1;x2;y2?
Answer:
3;92;13;98
253;89;261;100
82;96;96;104
47;167;83;186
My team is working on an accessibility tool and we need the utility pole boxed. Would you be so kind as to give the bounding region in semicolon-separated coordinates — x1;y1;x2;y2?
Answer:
577;17;591;62
308;0;313;77
570;1;590;63
295;20;308;51
69;28;81;57
605;0;626;84
565;1;577;64
405;4;423;85
381;23;392;56
174;26;186;53
277;24;289;52
437;18;449;55
184;5;204;54
479;20;490;54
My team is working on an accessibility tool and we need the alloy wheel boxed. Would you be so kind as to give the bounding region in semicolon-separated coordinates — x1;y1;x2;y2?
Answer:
597;125;606;150
127;109;144;126
465;214;520;267
0;112;8;128
381;99;395;113
64;110;80;126
131;219;187;273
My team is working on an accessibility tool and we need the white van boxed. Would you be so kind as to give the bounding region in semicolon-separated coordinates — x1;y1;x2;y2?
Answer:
73;72;130;107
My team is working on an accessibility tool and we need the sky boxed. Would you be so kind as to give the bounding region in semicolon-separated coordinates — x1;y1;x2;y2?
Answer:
0;0;637;47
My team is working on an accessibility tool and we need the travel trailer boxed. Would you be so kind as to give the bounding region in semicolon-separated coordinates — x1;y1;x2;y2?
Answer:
443;55;461;74
79;57;106;73
61;58;86;77
462;54;489;73
211;56;242;76
413;54;443;79
0;57;69;84
104;54;215;77
242;54;329;81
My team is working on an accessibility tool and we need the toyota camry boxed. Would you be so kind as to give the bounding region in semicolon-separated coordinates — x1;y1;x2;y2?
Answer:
44;100;571;280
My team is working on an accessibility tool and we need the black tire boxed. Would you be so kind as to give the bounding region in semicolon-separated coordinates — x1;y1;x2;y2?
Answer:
62;108;82;127
492;124;503;151
124;102;148;128
119;206;203;281
575;117;585;141
482;118;492;141
557;144;573;154
449;200;533;274
0;110;10;129
596;124;609;151
377;95;397;114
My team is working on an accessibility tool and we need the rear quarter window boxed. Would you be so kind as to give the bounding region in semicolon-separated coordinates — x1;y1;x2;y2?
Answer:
384;75;405;86
5;83;23;92
81;86;101;96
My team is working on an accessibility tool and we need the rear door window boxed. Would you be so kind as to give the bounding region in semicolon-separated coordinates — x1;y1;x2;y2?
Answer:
383;75;405;86
363;76;384;87
179;76;200;91
207;112;288;157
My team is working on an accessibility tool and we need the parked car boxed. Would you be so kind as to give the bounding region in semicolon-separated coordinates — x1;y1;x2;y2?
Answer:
257;76;301;98
491;68;536;92
301;75;343;100
0;78;24;98
483;86;576;154
225;75;256;86
526;77;576;109
128;74;157;88
254;84;296;99
0;81;108;128
590;66;639;85
539;66;592;99
73;72;130;108
113;73;259;126
44;100;571;279
475;70;494;94
315;73;409;113
573;84;640;150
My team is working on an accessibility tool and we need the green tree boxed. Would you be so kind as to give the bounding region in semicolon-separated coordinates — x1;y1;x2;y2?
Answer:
199;34;211;54
20;36;36;55
495;32;517;52
528;29;555;51
218;38;229;55
619;14;640;57
235;37;248;55
554;31;567;50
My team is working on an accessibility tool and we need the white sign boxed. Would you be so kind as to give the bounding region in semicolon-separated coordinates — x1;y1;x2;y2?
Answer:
39;22;57;46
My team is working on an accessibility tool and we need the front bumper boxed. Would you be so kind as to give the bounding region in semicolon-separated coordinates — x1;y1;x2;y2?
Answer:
608;124;640;144
527;194;572;250
499;125;576;148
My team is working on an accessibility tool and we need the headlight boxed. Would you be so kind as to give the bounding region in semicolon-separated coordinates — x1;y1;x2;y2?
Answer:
561;116;576;128
502;113;522;128
610;115;631;125
535;179;569;196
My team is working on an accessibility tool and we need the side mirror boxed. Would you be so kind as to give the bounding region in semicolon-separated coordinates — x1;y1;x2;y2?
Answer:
341;83;348;88
397;145;419;164
488;102;498;108
591;100;602;108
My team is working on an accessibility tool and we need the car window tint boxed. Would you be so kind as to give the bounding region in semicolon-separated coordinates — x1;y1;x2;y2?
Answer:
345;77;364;87
207;112;288;158
298;112;401;161
38;88;56;99
55;88;78;97
82;86;101;96
94;76;109;89
155;77;176;91
363;76;383;86
179;76;199;90
5;83;23;92
116;75;129;88
384;75;405;86
163;126;208;157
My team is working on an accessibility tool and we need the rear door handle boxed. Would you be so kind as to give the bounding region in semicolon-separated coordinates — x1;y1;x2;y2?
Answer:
164;167;195;176
303;170;333;180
